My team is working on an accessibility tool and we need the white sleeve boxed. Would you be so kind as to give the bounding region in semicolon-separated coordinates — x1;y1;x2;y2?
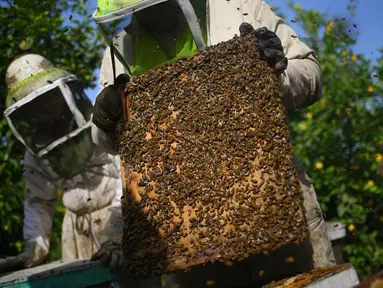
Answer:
99;45;127;89
279;54;323;109
91;122;119;156
111;167;123;208
99;46;115;89
23;153;58;254
256;1;323;109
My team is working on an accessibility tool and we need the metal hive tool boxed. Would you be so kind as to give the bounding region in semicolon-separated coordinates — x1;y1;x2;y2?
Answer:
117;32;309;278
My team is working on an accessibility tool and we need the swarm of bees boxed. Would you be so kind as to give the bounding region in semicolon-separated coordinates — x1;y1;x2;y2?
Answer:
118;32;308;278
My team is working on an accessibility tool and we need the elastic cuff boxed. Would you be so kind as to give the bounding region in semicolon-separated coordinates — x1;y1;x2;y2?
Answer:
28;236;50;254
93;117;118;134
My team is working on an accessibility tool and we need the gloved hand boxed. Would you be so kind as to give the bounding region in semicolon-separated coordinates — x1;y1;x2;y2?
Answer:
0;241;48;273
91;207;124;269
239;23;288;76
92;74;130;134
91;241;124;269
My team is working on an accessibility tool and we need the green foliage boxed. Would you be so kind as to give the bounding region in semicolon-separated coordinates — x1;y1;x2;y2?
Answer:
287;0;383;279
0;0;103;260
0;120;25;256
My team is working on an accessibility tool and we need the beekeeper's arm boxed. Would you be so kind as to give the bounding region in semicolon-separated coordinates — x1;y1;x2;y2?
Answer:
91;122;119;156
92;47;130;154
0;153;56;273
247;1;323;109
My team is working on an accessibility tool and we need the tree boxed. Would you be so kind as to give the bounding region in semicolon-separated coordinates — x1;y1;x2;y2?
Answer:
0;0;104;261
286;0;383;279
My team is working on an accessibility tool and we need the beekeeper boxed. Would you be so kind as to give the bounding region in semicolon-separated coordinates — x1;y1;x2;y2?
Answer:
90;0;336;284
0;54;122;273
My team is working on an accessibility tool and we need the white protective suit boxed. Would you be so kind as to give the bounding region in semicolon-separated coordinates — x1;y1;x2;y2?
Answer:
94;0;335;274
23;122;122;261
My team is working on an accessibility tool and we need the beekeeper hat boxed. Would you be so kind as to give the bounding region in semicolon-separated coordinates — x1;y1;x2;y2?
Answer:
3;54;93;162
5;54;72;109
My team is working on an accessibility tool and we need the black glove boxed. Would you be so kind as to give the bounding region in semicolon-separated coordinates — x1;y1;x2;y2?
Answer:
93;74;130;134
91;241;124;269
239;23;288;76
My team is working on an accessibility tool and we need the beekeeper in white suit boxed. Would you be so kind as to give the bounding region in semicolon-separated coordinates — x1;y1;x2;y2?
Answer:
90;0;336;286
0;54;123;273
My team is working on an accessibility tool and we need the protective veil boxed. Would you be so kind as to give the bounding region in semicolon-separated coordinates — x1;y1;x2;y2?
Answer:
4;55;94;178
93;0;207;77
2;54;123;270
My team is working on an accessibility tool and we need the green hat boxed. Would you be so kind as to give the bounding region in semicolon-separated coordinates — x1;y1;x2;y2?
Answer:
94;0;166;19
5;54;71;108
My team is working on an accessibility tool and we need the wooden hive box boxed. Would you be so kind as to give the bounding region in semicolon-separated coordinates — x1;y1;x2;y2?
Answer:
0;260;118;288
118;32;309;278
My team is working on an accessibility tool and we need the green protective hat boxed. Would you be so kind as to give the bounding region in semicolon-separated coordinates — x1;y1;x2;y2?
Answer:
5;54;72;108
6;68;72;108
95;0;146;17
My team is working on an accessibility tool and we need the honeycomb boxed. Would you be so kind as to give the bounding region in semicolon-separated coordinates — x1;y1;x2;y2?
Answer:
118;32;308;278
